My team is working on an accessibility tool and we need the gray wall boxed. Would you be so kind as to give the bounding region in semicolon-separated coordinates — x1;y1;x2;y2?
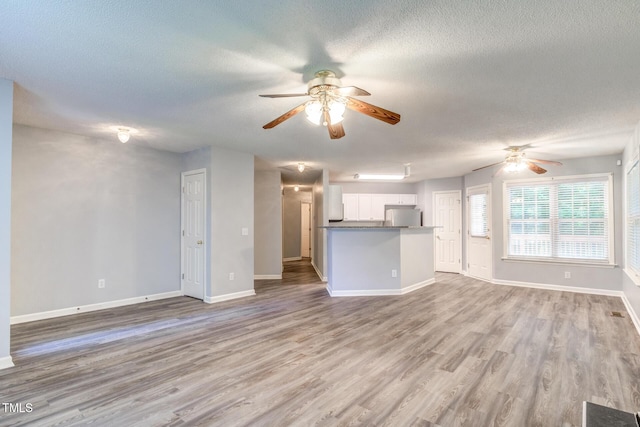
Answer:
465;154;623;291
312;170;328;280
210;146;254;297
255;170;282;276
622;123;640;320
0;79;12;364
416;176;463;226
11;125;183;316
282;188;312;259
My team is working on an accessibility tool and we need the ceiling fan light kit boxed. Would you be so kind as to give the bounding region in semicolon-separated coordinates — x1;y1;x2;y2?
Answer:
473;146;562;175
260;70;400;139
117;128;130;143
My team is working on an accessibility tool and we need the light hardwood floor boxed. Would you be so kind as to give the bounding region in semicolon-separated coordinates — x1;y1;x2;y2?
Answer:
2;261;639;426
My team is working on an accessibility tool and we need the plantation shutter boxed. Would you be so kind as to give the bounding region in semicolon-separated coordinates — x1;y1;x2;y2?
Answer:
506;174;611;263
627;161;640;273
469;192;488;237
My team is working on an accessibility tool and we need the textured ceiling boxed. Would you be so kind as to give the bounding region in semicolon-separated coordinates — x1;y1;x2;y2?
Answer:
2;1;640;184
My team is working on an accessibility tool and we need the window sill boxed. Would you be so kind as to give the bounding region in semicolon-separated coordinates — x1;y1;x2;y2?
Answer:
501;257;617;268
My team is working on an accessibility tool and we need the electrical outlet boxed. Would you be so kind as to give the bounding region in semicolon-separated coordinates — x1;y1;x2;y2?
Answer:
564;272;571;279
98;279;105;288
391;269;398;278
229;272;235;280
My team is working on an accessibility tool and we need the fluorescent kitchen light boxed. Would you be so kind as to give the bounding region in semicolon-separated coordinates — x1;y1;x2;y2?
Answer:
354;173;405;180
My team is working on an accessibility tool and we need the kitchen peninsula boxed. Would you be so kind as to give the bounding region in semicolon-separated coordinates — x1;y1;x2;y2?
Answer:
323;226;438;296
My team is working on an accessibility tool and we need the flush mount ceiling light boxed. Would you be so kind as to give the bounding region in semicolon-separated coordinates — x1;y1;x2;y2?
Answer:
354;173;405;180
294;185;300;192
117;128;130;143
354;163;411;181
260;70;400;140
297;162;306;173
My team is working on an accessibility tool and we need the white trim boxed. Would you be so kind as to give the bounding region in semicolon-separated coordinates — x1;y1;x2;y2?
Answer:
311;260;327;282
283;257;302;262
181;168;207;301
0;356;14;370
204;289;256;304
10;291;183;324
432;190;462;274
327;278;435;297
491;278;623;297
621;293;640;338
254;274;282;280
465;183;493;281
501;257;617;268
502;173;614;264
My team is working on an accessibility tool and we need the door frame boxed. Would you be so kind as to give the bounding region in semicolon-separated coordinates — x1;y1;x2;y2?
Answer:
181;168;207;299
301;202;312;258
465;183;493;281
432;190;462;273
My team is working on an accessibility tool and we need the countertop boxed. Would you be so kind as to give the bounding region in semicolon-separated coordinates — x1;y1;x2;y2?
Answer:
320;225;440;229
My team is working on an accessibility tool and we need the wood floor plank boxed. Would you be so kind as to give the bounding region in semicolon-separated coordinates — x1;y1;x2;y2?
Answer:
1;260;640;426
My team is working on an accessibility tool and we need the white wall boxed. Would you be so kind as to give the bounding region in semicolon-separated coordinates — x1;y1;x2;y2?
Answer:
415;176;463;225
339;182;418;194
0;79;13;368
254;169;282;277
209;147;254;297
11;125;183;316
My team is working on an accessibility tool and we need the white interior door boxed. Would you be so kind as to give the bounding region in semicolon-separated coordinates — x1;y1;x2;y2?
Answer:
301;202;311;258
467;185;492;281
434;191;461;273
181;170;206;300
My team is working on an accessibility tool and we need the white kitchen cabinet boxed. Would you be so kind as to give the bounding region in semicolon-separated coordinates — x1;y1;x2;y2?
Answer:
343;193;418;221
385;194;417;205
342;194;359;221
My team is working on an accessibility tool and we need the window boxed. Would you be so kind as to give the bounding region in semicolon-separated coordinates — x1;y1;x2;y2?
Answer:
627;160;640;274
469;193;488;237
504;174;613;264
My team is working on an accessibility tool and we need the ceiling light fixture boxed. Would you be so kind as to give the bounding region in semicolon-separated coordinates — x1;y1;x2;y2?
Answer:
304;96;346;127
297;163;306;173
354;173;405;181
294;185;300;192
503;153;527;172
117;128;130;143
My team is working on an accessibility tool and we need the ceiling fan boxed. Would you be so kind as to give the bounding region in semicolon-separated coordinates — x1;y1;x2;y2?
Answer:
473;146;562;175
259;70;400;139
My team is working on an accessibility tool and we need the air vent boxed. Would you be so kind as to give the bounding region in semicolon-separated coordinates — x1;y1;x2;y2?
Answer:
610;311;625;318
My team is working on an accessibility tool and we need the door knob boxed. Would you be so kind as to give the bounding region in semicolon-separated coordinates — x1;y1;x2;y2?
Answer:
197;240;203;245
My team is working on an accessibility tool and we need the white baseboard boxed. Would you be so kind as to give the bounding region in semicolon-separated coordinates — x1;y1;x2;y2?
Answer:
311;261;327;282
0;356;14;370
327;278;435;297
254;274;282;280
491;278;624;297
283;257;302;262
621;294;640;338
205;289;256;304
10;291;183;325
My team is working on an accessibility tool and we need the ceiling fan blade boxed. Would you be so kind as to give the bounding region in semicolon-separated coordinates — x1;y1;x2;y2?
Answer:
331;86;371;96
527;161;547;174
472;160;505;172
346;97;400;125
327;122;346;139
527;158;563;166
262;103;306;129
259;93;309;98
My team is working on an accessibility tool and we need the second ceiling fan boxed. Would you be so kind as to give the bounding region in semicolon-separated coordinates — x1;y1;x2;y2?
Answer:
259;70;400;139
473;146;563;175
